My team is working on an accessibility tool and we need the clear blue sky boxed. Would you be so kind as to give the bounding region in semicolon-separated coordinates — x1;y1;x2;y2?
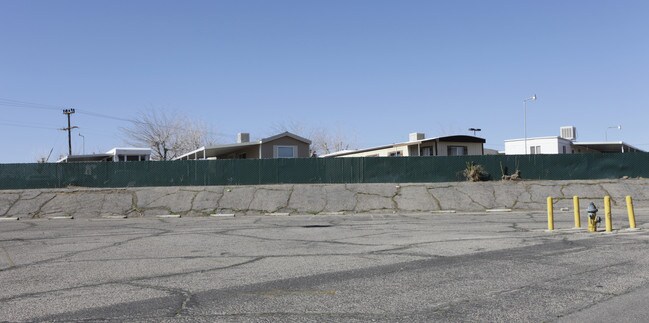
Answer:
1;0;647;163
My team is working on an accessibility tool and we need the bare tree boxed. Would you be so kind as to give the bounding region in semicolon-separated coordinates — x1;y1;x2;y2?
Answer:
310;127;354;155
121;109;215;160
271;122;355;156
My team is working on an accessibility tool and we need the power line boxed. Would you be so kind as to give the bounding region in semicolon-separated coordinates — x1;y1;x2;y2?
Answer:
0;97;63;111
75;110;134;123
0;97;232;138
0;122;59;131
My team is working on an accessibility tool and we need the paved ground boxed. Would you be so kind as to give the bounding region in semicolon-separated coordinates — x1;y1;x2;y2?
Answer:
1;211;649;322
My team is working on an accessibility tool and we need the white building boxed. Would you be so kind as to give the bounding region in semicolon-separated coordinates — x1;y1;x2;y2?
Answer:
504;126;644;155
58;148;152;162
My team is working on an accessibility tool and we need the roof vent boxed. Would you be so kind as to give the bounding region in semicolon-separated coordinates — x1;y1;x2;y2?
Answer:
560;126;577;141
237;133;250;143
409;133;425;142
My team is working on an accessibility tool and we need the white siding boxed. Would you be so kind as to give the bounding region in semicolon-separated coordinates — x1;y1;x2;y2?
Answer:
504;137;573;155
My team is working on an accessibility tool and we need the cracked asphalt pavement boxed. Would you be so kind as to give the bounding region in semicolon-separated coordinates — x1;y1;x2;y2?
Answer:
1;212;649;322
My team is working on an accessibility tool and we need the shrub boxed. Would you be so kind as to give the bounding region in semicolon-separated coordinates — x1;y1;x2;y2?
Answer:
463;162;489;182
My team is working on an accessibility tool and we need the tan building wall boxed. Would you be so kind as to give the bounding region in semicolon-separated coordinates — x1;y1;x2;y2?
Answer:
331;141;482;157
215;146;260;159
261;137;311;159
435;142;483;156
333;145;409;157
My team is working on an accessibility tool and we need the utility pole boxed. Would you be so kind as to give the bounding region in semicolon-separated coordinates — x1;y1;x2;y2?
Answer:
62;109;77;156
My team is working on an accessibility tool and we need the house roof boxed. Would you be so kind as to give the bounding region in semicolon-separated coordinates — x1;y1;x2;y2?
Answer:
57;154;113;163
262;131;311;145
174;131;311;160
504;136;573;143
321;135;485;157
106;147;152;154
572;141;644;153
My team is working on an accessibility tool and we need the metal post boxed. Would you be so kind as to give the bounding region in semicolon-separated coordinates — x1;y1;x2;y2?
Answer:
524;100;527;155
523;95;536;155
547;197;554;231
626;196;636;229
573;196;581;228
604;196;612;232
78;133;85;154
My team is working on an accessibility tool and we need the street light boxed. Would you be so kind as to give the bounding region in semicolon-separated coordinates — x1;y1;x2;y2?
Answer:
468;128;481;136
78;133;85;154
523;94;537;155
605;125;621;141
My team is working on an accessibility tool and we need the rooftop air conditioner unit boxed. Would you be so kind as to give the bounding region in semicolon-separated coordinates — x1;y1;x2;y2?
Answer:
409;133;425;141
560;126;577;141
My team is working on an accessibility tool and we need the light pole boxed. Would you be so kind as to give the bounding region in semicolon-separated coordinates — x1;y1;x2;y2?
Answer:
523;94;537;155
468;128;481;136
605;125;621;141
78;133;85;154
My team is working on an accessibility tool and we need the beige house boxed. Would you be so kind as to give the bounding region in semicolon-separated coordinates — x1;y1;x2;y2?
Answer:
321;133;486;158
174;132;312;160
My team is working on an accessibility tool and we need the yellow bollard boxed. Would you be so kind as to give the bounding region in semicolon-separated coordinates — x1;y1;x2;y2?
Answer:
627;196;637;229
573;196;581;228
547;197;554;231
604;196;612;232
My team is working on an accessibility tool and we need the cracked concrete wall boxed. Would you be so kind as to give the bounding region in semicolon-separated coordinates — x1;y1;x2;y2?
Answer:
1;179;648;218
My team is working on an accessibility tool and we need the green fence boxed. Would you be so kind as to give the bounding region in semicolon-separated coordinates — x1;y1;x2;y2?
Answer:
1;153;648;189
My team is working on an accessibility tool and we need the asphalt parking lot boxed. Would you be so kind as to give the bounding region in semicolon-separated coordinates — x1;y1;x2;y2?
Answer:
1;211;649;322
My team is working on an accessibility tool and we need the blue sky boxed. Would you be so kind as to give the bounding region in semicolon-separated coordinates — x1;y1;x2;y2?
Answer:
1;1;647;163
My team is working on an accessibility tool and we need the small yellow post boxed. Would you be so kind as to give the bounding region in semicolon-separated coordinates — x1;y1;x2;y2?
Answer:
604;196;612;232
547;197;554;231
626;196;637;229
573;196;581;228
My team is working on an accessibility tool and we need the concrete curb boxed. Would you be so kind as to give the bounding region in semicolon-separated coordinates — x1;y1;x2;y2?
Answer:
1;179;648;218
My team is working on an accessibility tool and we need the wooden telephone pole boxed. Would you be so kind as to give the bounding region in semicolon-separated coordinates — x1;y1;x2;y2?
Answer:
62;109;77;156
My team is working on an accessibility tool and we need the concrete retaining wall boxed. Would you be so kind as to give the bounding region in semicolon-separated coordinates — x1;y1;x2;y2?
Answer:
1;179;648;218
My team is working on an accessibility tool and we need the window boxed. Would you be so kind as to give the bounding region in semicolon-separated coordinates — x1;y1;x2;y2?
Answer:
530;146;541;154
274;145;297;158
389;151;402;157
421;147;432;156
562;146;567;154
447;146;468;156
238;153;247;159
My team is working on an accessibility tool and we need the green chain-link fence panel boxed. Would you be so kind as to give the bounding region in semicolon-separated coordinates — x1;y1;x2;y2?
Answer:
1;153;648;189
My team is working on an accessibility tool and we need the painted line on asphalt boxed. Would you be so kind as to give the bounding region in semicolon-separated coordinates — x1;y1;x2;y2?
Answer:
156;214;181;218
210;213;235;217
102;215;127;219
319;212;345;215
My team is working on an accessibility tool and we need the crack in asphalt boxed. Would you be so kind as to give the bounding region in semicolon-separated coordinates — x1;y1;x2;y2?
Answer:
0;256;265;304
2;214;646;322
